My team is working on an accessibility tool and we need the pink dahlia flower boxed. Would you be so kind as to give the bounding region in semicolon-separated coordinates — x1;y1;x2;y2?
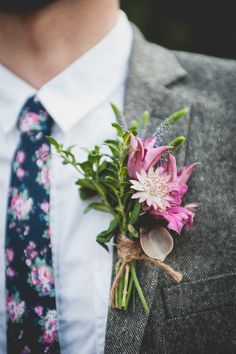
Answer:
128;134;169;179
130;153;200;233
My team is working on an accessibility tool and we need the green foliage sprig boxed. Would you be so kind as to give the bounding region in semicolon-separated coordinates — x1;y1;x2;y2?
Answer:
46;104;189;313
47;108;141;250
46;104;188;251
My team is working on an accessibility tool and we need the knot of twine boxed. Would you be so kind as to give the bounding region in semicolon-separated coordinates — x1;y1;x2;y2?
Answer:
109;235;183;308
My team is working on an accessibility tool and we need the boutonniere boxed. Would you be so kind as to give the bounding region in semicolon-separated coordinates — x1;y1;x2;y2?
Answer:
47;105;200;314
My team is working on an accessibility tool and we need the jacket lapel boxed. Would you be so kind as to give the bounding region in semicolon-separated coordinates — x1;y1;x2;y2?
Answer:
104;25;192;354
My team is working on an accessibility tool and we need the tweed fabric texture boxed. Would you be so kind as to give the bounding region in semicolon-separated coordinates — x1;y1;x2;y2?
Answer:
104;26;236;354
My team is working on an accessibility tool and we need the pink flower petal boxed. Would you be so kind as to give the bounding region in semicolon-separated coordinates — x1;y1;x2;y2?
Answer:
177;162;201;185
128;135;145;178
151;205;194;234
143;137;155;149
143;146;170;171
165;154;177;182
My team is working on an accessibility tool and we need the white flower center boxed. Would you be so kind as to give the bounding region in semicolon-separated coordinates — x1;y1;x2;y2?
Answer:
144;169;168;198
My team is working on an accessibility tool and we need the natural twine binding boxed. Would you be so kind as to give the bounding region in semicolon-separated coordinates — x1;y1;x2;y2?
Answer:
109;235;183;308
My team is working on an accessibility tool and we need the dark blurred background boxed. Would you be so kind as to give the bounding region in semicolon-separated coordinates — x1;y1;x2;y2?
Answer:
121;0;236;59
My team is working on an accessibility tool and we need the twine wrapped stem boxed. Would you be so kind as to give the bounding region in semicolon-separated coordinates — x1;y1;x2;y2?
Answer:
109;235;183;311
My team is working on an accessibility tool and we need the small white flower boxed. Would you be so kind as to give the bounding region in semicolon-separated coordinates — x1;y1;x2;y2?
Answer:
130;167;173;211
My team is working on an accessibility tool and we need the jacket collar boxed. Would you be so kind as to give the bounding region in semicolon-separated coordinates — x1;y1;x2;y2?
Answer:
104;25;192;354
123;24;188;124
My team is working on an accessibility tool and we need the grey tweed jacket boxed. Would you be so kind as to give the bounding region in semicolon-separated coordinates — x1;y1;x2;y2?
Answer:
104;26;236;354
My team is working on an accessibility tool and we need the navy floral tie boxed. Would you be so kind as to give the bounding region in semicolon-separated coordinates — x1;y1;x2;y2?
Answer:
5;96;61;354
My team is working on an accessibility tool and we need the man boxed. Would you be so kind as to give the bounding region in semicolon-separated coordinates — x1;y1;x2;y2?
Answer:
0;0;235;353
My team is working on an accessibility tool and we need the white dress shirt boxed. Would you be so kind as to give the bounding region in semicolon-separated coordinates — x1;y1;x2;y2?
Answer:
0;11;133;354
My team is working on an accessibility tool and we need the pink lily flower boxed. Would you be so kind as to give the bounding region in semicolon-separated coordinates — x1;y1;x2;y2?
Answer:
128;134;169;179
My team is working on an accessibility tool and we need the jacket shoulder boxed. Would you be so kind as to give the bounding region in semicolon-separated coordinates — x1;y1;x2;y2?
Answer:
174;50;236;73
172;50;236;97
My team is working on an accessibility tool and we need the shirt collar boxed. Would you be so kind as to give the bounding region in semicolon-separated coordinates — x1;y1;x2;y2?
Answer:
0;10;133;134
0;67;36;134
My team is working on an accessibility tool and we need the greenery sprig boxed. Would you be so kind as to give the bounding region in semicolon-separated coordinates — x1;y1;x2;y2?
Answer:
46;104;189;313
46;104;187;250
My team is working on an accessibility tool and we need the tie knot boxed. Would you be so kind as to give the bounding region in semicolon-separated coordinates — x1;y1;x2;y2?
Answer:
17;95;53;135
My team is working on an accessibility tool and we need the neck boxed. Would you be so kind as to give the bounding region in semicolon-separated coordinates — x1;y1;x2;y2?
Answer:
0;0;119;89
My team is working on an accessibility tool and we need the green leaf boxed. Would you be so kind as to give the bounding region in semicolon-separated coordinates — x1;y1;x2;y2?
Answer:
120;167;128;180
96;218;119;251
106;142;120;155
62;150;77;165
107;161;119;172
107;218;119;233
165;108;189;125
170;136;186;150
129;200;142;225
84;202;111;214
103;170;118;181
96;237;109;251
123;131;131;145
130;120;138;135
94;145;100;154
92;181;106;198
45;136;61;151
79;161;93;174
112;122;123;137
110;103;122;119
104;139;119;145
127;224;139;238
131;120;138;129
119;146;130;165
104;175;119;185
97;160;108;174
76;179;96;190
110;103;126;127
79;188;97;200
88;146;101;165
104;181;119;196
122;190;133;206
115;205;124;216
141;111;150;125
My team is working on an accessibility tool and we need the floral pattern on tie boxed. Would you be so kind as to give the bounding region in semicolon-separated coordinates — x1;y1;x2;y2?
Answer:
6;292;25;323
5;96;61;354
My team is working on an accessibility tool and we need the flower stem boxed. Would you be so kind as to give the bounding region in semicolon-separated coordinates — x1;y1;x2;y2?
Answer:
118;271;124;309
122;265;130;308
115;260;122;308
132;285;136;313
130;261;149;314
115;287;119;308
124;273;134;311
